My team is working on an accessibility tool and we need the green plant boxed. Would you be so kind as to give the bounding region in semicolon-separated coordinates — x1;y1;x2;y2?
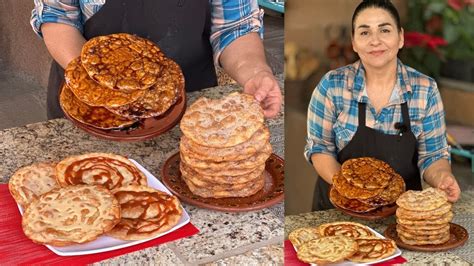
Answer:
400;0;474;79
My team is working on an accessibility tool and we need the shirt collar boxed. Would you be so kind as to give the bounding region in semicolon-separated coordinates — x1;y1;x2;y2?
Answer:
348;59;413;104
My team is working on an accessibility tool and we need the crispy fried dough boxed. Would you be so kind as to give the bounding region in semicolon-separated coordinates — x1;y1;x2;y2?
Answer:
8;162;59;209
332;171;383;200
64;57;145;107
341;157;394;189
107;185;182;240
56;153;147;190
22;185;121;246
396;188;448;211
296;236;358;265
348;238;397;263
317;221;375;238
60;84;137;129
329;186;379;213
107;58;183;119
180;92;264;148
360;173;405;207
81;33;164;91
179;126;269;162
289;227;320;250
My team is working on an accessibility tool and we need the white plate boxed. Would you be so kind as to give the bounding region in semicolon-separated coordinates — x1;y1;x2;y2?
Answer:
293;226;402;266
17;159;191;256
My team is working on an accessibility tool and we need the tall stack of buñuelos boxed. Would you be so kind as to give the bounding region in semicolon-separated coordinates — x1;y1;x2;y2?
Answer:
396;188;452;245
179;92;272;198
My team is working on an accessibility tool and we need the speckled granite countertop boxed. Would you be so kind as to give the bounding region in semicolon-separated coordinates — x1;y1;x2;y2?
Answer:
0;83;284;265
285;190;474;265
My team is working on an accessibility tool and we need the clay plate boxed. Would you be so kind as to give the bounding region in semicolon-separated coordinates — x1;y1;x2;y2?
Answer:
384;223;468;252
161;152;284;212
60;83;186;142
329;185;397;220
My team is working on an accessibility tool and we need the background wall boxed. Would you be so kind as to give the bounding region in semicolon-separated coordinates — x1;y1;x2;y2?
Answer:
0;1;52;87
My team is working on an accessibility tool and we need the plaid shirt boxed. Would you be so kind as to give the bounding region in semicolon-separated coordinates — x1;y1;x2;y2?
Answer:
31;0;263;65
305;60;450;175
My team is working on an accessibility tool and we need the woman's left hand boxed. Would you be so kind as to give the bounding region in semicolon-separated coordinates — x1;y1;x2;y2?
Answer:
243;70;282;118
423;159;461;202
437;174;461;202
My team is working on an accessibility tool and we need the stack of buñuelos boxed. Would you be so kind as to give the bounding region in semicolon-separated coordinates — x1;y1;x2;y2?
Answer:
60;33;184;130
395;188;452;245
329;157;406;213
179;92;272;198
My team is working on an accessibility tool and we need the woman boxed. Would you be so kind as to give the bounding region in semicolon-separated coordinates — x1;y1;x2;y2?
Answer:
31;0;282;119
305;0;460;210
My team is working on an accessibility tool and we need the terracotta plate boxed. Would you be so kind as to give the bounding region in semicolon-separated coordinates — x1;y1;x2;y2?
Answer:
384;223;468;252
329;185;397;220
60;83;186;142
161;152;284;212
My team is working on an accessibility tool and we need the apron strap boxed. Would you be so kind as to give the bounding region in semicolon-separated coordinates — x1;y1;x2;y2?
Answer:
358;102;367;127
401;102;412;131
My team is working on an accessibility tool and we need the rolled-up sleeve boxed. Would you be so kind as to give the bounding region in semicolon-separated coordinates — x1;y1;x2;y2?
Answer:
305;73;337;164
31;0;83;38
210;0;264;66
417;81;451;175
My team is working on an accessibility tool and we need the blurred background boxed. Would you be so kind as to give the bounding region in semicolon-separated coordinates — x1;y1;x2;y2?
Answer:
285;0;474;215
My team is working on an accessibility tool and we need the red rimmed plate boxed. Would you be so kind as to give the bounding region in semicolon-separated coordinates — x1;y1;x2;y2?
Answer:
161;152;284;212
384;223;468;252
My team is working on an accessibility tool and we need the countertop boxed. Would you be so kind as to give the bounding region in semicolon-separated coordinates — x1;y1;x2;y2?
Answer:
0;82;285;265
285;190;474;265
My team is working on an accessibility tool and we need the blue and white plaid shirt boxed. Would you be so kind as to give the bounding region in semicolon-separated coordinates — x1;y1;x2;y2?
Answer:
305;59;450;176
31;0;264;65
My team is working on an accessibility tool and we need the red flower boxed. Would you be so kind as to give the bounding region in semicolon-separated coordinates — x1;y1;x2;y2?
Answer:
448;0;464;10
404;32;429;48
427;36;448;50
404;32;448;50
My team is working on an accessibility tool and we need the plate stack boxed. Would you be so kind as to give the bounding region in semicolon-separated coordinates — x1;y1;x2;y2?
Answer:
329;157;406;213
60;33;184;130
179;92;272;198
395;188;452;245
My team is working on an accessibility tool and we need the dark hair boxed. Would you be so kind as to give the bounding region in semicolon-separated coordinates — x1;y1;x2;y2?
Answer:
351;0;401;35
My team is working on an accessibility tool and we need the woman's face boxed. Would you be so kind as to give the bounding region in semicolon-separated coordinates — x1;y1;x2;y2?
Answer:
352;7;404;70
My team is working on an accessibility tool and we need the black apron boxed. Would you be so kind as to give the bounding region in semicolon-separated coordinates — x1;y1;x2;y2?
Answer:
47;0;217;119
313;101;422;211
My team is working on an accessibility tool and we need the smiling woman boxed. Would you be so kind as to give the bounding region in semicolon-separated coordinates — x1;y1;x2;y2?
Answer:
304;0;461;211
351;4;403;74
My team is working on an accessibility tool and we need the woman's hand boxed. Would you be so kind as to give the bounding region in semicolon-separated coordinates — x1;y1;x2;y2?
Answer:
219;33;282;118
436;173;461;202
423;159;461;202
243;70;282;118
